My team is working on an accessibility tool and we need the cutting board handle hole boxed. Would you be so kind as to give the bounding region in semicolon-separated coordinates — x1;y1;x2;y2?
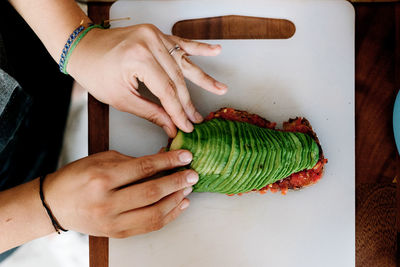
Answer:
172;15;295;40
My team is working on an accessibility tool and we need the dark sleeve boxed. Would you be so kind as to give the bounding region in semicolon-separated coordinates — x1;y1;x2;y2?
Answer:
0;1;73;191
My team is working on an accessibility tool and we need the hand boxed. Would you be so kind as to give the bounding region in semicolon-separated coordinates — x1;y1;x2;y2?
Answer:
68;24;228;137
42;150;198;238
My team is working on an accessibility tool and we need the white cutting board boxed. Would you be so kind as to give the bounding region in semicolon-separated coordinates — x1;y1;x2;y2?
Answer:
109;1;355;266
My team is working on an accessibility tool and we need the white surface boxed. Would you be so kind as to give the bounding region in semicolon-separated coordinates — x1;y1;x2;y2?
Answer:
109;1;355;267
0;232;88;267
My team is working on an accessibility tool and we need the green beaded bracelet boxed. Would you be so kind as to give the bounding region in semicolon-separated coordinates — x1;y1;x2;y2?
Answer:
61;24;104;75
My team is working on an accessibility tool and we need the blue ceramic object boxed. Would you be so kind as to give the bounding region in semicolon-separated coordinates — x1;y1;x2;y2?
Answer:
394;90;400;154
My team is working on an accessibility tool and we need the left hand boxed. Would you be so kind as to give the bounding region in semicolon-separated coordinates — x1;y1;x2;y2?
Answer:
67;24;228;137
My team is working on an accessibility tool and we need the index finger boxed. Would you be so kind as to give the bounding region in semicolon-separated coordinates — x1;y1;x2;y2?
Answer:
143;57;193;133
112;150;193;188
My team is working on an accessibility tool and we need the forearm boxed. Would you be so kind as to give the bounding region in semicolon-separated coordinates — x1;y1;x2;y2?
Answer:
0;178;54;253
9;0;92;62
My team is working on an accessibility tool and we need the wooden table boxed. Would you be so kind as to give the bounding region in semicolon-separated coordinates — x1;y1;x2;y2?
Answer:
84;1;400;266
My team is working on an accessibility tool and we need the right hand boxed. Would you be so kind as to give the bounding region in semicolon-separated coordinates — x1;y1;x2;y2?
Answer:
68;24;228;138
42;149;198;238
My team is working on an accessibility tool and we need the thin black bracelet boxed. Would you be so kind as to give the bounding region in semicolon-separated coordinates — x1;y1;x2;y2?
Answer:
39;175;68;234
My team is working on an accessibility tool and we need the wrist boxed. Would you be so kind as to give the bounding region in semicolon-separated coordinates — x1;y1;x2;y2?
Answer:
66;27;106;78
59;23;102;75
39;175;68;234
0;178;55;252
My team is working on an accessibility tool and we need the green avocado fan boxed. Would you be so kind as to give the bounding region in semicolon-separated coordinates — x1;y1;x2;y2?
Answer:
168;118;320;195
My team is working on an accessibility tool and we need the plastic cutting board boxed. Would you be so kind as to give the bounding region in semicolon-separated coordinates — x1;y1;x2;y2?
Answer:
109;1;355;266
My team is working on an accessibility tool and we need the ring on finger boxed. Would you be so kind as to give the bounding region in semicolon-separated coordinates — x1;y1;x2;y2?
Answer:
168;44;181;56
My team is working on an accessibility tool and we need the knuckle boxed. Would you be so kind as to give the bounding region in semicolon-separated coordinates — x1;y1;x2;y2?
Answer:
111;231;128;239
174;67;184;81
172;193;182;207
165;152;177;167
181;55;193;69
145;110;162;125
184;99;196;112
139;24;158;37
145;184;162;201
201;72;213;81
173;173;186;189
148;210;164;231
89;175;111;193
138;158;156;176
107;150;122;158
170;109;187;124
169;209;180;222
163;80;177;98
179;37;190;44
129;43;151;58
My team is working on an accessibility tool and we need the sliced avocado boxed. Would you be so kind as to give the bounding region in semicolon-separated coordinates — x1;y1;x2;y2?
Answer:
222;121;254;194
169;118;320;194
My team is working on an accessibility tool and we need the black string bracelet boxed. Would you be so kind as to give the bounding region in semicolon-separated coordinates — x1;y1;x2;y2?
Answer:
39;175;68;234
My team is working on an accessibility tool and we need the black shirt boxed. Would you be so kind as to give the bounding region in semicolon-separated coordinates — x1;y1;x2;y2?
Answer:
0;1;73;190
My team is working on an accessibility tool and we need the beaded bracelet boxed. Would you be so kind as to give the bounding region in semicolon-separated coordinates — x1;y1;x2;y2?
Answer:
58;18;129;74
58;25;85;73
61;24;104;74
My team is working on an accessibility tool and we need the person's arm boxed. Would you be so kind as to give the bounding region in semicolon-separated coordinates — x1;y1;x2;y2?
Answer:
0;150;196;253
8;0;228;137
0;178;54;252
8;0;91;62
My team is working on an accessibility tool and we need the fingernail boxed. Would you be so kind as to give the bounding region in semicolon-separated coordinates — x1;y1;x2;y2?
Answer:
178;151;192;164
194;112;203;122
187;172;199;185
215;81;227;90
183;187;193;196
210;44;221;49
185;120;194;132
180;200;190;210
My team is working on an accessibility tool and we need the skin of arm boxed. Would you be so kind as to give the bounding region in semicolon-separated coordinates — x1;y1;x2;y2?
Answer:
0;178;54;252
9;0;92;62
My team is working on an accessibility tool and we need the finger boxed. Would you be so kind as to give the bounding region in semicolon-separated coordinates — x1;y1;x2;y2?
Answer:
111;150;193;188
181;54;228;95
162;36;227;95
158;147;166;153
113;194;189;237
113;169;197;212
162;198;190;225
168;35;222;57
149;37;203;123
142;55;193;133
115;88;177;138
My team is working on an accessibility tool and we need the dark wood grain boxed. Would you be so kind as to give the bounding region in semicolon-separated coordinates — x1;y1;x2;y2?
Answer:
87;3;113;267
356;183;397;266
355;4;398;184
354;3;400;267
172;15;295;39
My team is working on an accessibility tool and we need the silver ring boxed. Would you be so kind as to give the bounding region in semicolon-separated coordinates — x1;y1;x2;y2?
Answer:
168;44;181;55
